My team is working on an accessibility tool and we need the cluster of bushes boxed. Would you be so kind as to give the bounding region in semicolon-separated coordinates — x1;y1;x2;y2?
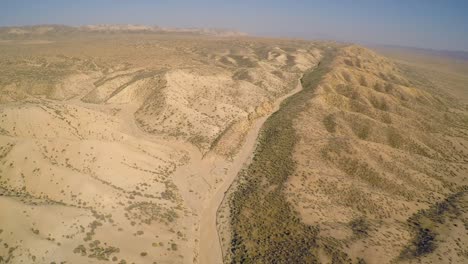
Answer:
322;114;337;133
400;188;467;259
349;217;370;238
125;201;178;225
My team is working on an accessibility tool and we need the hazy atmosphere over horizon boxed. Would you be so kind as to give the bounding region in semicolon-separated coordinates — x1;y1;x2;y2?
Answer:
1;0;467;51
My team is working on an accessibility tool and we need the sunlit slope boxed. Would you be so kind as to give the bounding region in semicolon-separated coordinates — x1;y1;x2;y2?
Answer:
225;45;468;264
0;30;323;264
0;33;321;156
134;41;321;155
288;45;468;263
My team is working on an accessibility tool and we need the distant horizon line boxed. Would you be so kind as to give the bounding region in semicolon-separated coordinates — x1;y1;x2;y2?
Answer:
1;23;467;54
0;23;245;32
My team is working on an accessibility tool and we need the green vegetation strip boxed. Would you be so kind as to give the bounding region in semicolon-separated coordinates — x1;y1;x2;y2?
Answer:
400;187;468;259
228;48;338;263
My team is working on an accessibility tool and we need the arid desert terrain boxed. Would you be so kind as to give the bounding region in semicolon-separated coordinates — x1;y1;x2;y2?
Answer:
0;25;467;264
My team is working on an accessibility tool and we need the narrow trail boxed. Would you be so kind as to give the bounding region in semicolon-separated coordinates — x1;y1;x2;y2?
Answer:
198;78;304;264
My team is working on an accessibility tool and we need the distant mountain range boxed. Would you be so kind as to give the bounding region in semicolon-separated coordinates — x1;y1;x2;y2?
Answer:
368;44;468;61
0;24;248;37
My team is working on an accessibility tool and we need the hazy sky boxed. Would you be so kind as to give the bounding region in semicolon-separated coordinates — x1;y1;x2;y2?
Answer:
1;0;467;51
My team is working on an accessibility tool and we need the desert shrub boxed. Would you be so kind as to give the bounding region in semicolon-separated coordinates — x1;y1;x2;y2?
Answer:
73;245;87;256
411;228;436;256
349;217;369;238
323;114;337;133
88;245;120;261
171;243;178;251
348;117;372;140
357;258;367;264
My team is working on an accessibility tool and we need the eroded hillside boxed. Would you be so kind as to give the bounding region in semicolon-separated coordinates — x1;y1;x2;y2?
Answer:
289;45;468;263
0;28;322;264
224;46;468;263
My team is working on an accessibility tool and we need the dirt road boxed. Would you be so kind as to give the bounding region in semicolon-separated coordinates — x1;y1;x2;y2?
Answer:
197;78;304;264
